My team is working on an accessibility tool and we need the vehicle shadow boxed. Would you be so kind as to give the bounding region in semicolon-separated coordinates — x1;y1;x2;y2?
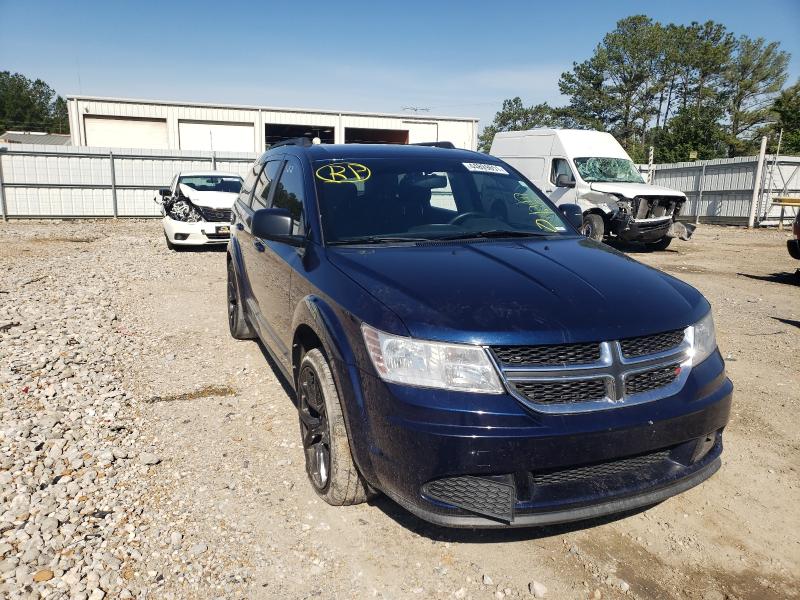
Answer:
606;239;679;254
771;316;800;329
255;339;297;405
737;271;799;285
368;495;654;542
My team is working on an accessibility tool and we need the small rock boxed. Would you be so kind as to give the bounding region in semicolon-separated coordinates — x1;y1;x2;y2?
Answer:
618;580;630;593
530;581;547;598
139;452;161;466
189;543;208;556
33;569;54;582
454;588;467;599
88;589;106;600
483;574;494;586
170;531;183;548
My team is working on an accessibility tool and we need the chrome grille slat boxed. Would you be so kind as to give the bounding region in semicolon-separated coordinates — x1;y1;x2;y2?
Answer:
198;207;232;222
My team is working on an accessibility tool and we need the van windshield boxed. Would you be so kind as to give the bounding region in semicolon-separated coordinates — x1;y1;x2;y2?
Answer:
313;158;571;244
573;157;644;184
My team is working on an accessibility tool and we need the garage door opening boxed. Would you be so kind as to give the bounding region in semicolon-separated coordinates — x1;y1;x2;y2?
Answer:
265;124;335;147
345;128;408;145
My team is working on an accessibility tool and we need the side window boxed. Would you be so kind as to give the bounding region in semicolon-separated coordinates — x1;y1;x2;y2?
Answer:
550;158;574;184
239;162;262;206
252;160;282;209
271;158;305;236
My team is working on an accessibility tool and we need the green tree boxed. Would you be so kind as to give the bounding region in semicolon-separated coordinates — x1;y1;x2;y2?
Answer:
559;15;665;159
478;98;568;152
770;81;800;155
0;71;69;134
723;36;789;156
651;105;728;162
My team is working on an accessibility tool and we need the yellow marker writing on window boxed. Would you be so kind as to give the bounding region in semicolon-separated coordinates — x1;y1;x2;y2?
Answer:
315;162;372;183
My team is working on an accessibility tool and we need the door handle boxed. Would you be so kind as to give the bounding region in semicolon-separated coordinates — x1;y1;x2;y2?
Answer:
253;240;265;252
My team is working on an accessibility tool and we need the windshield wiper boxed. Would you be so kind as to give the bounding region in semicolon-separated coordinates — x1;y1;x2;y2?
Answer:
435;229;553;241
328;235;432;245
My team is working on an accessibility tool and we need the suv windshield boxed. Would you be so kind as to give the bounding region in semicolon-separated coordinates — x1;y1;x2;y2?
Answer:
314;158;570;244
573;157;644;183
178;175;242;193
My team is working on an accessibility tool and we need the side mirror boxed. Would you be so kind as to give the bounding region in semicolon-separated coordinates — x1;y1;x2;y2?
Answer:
159;188;171;197
556;173;576;188
252;208;304;246
559;204;583;230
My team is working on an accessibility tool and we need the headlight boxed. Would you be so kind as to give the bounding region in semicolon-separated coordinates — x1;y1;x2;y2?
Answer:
688;311;717;365
361;324;503;394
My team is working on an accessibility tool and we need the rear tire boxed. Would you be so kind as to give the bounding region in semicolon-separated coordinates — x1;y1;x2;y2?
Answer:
297;348;373;505
227;259;255;340
581;213;605;242
645;237;673;251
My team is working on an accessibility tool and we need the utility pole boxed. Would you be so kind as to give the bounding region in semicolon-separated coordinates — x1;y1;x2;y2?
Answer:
748;136;768;228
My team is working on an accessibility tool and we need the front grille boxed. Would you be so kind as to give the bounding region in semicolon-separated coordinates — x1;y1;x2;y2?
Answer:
620;329;684;358
422;476;515;522
512;378;607;405
492;343;601;366
198;207;232;222
625;364;682;395
532;449;671;486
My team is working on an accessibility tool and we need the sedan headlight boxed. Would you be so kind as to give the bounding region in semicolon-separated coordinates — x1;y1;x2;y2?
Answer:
361;324;503;394
688;311;717;365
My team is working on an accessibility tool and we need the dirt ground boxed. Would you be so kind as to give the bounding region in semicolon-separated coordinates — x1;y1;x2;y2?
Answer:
1;220;798;600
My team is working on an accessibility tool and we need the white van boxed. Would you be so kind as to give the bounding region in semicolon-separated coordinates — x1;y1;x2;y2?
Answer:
490;129;693;250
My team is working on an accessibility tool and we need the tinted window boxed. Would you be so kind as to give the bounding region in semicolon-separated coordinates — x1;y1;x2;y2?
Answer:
272;158;305;236
252;160;282;209
314;158;570;243
240;162;262;206
550;158;574;184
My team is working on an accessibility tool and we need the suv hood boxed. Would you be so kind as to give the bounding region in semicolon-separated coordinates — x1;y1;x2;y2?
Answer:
179;184;237;209
590;182;686;199
328;237;707;345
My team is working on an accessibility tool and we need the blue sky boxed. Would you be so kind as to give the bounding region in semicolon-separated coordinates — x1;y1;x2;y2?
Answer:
2;0;798;126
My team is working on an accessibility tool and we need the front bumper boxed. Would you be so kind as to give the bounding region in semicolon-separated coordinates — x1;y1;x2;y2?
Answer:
611;214;673;243
353;352;732;528
163;217;231;245
788;239;800;260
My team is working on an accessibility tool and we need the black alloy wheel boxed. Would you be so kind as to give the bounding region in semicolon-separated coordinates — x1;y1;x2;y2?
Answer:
298;364;331;491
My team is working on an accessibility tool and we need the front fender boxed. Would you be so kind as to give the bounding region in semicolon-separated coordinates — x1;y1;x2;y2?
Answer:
578;191;617;215
290;296;379;485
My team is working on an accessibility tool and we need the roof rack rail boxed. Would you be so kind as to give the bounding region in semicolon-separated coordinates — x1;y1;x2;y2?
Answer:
412;141;456;149
269;137;314;149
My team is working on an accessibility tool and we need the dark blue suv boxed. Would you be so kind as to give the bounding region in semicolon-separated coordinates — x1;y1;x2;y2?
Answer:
226;140;732;527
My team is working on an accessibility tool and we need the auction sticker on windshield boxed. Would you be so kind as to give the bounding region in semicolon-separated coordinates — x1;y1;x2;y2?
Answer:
462;162;509;175
315;162;371;183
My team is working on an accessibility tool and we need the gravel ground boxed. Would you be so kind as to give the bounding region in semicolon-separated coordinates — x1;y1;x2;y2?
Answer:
0;220;798;600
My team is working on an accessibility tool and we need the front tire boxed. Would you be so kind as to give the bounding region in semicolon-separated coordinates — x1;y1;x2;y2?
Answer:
645;236;673;251
227;259;255;339
581;214;605;241
164;232;176;251
297;348;373;505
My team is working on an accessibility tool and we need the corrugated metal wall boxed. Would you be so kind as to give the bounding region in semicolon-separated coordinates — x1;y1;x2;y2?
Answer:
0;144;257;218
641;155;800;224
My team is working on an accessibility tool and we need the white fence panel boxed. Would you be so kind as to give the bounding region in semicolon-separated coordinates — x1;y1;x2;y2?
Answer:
0;144;258;218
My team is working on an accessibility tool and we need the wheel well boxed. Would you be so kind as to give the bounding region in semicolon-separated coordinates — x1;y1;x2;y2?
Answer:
292;325;324;384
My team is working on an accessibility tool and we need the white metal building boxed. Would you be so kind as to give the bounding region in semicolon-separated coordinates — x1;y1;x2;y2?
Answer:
67;96;478;152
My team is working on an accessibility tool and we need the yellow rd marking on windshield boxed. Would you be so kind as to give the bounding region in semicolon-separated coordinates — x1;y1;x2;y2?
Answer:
535;219;559;233
315;162;371;183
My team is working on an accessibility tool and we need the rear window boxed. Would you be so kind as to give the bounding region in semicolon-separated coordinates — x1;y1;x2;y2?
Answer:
313;158;569;243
